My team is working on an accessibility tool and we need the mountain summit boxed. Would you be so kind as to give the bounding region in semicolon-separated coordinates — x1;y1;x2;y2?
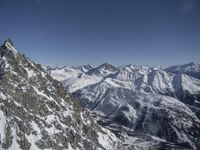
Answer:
0;40;121;150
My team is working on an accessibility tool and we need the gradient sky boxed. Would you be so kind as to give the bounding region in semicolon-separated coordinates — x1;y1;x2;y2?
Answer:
0;0;200;66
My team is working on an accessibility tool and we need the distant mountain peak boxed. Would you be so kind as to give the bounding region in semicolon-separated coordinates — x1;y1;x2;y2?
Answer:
99;62;114;67
165;62;200;79
187;62;195;65
98;63;117;71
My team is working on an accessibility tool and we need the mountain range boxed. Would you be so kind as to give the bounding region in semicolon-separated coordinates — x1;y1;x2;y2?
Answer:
45;61;200;149
1;39;200;149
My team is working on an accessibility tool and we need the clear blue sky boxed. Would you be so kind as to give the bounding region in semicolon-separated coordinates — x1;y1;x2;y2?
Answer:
0;0;200;66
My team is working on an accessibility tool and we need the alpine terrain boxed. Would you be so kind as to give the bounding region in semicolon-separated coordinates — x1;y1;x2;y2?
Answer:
0;39;123;150
1;39;200;150
46;62;200;149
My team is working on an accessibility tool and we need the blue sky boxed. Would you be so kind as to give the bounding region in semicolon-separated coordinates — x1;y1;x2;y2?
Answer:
0;0;200;66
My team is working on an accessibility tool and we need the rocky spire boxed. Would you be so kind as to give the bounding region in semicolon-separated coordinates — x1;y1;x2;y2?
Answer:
3;38;14;47
0;40;121;150
1;38;18;56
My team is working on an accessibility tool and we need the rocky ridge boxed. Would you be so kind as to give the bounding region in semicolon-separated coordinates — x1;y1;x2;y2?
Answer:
0;39;122;150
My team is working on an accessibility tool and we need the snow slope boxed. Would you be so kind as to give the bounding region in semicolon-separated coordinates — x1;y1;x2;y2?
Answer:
47;62;200;149
47;63;200;107
73;83;200;149
165;62;200;79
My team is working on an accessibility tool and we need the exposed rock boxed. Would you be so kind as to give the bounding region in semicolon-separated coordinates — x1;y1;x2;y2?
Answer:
0;40;122;150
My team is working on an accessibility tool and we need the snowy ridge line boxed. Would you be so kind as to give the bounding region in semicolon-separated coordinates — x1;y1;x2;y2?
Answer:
46;61;200;149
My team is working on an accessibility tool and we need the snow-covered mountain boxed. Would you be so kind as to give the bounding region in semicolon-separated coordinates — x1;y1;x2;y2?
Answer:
0;39;123;150
74;86;200;149
46;63;200;108
165;62;200;79
2;38;200;149
46;62;200;149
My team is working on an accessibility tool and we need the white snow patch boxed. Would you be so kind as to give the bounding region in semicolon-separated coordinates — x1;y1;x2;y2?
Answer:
0;110;6;143
24;67;37;78
10;127;21;150
0;92;7;100
68;143;74;150
5;42;18;55
97;129;118;150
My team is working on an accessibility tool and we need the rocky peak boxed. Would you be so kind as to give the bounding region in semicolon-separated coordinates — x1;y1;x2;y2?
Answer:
1;38;18;56
98;63;117;71
4;38;14;46
87;63;118;77
0;40;121;150
4;38;14;47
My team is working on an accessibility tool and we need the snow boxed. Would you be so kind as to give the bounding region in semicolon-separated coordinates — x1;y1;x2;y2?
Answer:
0;44;125;150
10;127;21;150
80;112;91;125
0;110;6;143
5;42;18;55
74;82;200;148
166;62;200;73
2;56;10;69
24;67;36;78
32;86;55;102
2;45;200;150
105;78;121;88
0;91;7;100
46;114;56;124
45;126;60;136
195;100;200;104
31;121;41;134
181;74;200;94
47;65;103;93
49;66;83;81
62;74;102;93
97;128;118;150
49;64;200;112
122;104;137;120
68;143;74;150
97;132;110;148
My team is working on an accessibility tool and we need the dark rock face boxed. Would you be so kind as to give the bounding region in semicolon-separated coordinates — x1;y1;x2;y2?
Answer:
0;40;121;150
87;63;119;77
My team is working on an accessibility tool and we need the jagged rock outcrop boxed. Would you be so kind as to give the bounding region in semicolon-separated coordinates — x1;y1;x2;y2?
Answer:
0;39;122;150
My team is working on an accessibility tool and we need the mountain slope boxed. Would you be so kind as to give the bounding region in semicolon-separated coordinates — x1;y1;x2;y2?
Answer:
73;82;200;149
47;62;200;149
165;62;200;79
0;40;122;150
48;64;200;108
